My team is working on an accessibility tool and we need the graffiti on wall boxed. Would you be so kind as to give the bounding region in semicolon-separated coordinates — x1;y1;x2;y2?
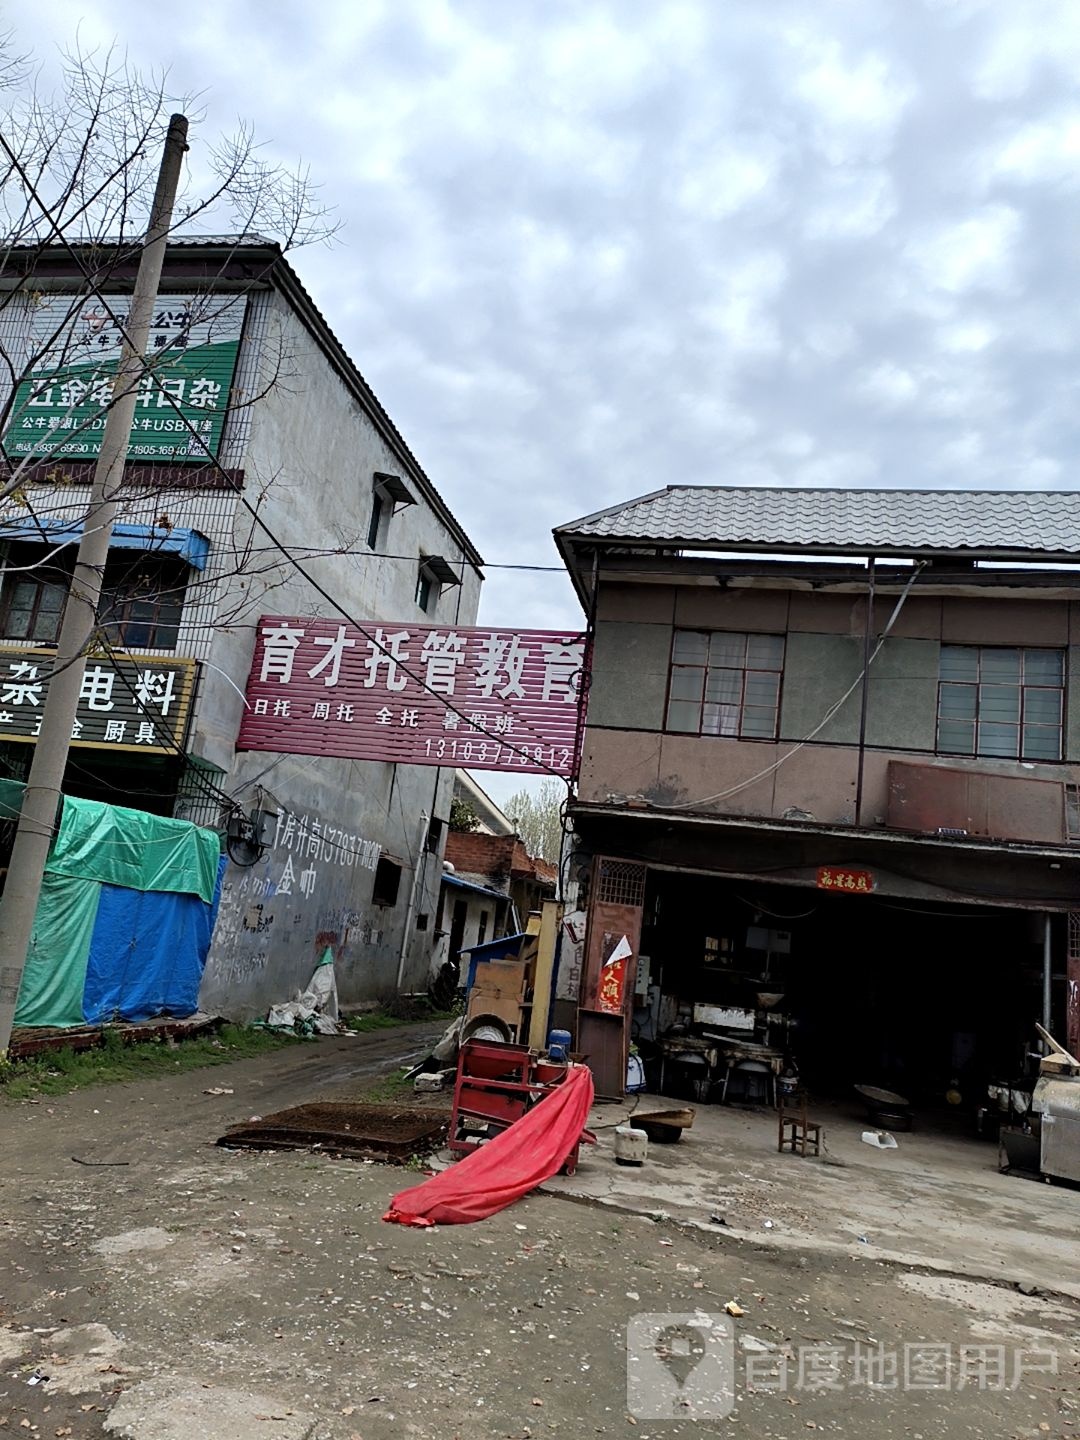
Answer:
231;807;382;902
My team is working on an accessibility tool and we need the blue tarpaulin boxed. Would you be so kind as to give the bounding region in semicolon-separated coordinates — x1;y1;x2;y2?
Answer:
81;856;227;1024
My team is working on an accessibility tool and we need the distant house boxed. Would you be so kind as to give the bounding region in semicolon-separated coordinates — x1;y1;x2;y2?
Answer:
453;770;515;836
438;825;557;971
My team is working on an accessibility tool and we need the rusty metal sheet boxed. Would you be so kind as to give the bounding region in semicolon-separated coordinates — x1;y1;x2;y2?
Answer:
217;1102;447;1161
887;761;1065;844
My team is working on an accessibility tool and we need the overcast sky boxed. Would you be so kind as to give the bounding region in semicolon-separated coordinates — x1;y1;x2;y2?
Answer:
11;1;1080;803
14;1;1080;624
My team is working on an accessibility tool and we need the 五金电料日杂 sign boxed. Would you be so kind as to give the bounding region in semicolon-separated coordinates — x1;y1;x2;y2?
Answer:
3;292;246;463
237;618;588;777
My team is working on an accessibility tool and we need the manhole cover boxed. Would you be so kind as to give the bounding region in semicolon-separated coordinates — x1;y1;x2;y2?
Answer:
217;1102;447;1161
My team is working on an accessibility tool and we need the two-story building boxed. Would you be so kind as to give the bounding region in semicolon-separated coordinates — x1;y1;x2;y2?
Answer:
555;486;1080;1103
0;236;484;1017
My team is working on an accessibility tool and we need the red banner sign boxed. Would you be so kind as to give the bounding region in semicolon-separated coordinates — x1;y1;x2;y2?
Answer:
817;867;874;894
236;617;587;777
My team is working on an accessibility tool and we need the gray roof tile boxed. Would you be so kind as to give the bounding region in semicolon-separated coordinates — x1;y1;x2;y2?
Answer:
556;486;1080;558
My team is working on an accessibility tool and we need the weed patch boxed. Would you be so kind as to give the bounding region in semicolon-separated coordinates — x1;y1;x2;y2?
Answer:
0;1023;298;1101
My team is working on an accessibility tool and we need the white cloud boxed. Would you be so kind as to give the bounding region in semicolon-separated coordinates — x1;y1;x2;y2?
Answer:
676;144;779;221
991;113;1080;188
789;34;916;163
936;319;997;353
803;168;898;240
904;205;1023;293
856;362;919;409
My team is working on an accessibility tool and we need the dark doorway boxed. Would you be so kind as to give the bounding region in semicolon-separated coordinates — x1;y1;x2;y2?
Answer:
448;898;468;962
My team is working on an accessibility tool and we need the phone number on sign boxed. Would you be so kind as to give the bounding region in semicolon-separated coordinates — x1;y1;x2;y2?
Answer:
422;736;572;768
10;440;206;458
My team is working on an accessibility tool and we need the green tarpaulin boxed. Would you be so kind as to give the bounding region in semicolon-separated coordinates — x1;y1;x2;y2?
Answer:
3;781;224;1028
14;872;101;1027
46;795;221;904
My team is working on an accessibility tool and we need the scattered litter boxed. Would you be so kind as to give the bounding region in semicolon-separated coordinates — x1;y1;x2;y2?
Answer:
204;1087;234;1096
724;1301;745;1317
626;1291;640;1301
763;1220;775;1229
265;949;341;1035
710;1214;727;1226
658;1239;674;1247
857;1236;869;1245
861;1130;898;1149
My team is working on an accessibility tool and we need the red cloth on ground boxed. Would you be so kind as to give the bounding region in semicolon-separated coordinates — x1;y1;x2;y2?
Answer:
383;1063;595;1227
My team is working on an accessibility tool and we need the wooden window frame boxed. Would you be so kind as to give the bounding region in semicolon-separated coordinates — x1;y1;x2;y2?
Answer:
99;552;190;652
664;629;785;742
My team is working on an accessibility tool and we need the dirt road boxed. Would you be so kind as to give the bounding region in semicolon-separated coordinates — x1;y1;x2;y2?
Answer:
1;1026;1077;1438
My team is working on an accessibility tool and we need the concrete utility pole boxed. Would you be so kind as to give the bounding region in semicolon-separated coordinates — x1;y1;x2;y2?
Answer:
0;114;189;1055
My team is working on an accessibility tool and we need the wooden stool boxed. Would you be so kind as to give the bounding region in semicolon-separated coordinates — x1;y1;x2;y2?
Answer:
777;1090;822;1157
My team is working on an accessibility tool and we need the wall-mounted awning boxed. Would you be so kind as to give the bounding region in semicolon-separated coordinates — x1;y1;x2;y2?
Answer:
0;517;210;570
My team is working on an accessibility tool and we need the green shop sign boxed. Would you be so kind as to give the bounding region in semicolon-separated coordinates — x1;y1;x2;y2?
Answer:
3;293;247;464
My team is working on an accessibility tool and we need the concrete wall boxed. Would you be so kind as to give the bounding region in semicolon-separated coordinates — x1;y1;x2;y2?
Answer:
580;579;1080;840
193;289;483;1018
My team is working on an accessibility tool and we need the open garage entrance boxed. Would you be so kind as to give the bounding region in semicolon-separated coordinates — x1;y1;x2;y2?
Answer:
633;865;1056;1120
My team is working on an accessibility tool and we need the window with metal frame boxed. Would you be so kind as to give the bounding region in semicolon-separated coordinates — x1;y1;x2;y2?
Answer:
1;543;190;651
368;472;415;551
665;629;785;740
595;858;647;907
936;645;1064;762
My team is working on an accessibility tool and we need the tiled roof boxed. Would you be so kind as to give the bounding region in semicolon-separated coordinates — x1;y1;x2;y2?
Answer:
556;487;1080;559
6;233;276;248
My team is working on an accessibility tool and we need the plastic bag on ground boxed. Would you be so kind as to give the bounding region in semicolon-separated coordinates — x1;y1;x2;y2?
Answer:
266;948;339;1033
